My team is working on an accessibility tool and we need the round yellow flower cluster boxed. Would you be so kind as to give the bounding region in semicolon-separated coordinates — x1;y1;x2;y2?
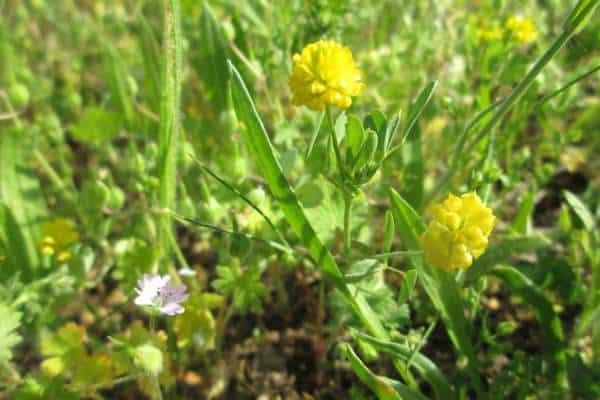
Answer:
289;40;364;111
422;192;496;271
38;218;79;262
506;16;538;44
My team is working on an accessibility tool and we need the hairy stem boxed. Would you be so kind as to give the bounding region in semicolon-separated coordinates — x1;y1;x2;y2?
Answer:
157;0;182;273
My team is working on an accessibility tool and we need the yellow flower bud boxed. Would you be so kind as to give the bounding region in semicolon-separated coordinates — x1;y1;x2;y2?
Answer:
289;40;364;111
422;192;497;271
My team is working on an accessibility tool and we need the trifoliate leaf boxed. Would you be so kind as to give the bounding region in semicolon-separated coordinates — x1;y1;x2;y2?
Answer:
71;107;121;144
332;260;409;330
72;353;114;389
40;323;87;377
212;259;267;314
173;293;217;350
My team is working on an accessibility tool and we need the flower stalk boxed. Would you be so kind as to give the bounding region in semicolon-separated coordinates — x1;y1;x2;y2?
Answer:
428;0;598;204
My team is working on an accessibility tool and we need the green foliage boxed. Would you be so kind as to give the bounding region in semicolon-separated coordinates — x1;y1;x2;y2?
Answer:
0;302;22;368
12;376;79;400
332;259;409;330
212;259;267;314
340;343;428;400
492;265;567;385
39;323;115;393
173;292;221;349
70;107;122;145
0;128;46;281
1;0;599;398
198;2;230;113
111;238;155;291
354;331;454;399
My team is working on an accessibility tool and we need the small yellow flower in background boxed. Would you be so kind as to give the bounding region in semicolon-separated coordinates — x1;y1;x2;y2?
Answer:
289;40;364;111
38;218;79;262
506;16;538;44
477;26;504;42
422;192;496;271
0;255;5;262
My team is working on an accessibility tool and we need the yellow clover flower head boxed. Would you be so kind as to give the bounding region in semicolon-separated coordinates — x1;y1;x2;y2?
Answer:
506;16;538;44
38;218;79;262
421;192;496;271
289;40;364;111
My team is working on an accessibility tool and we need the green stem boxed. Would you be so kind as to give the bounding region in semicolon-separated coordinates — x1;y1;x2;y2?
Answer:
427;2;596;205
326;106;347;180
536;63;600;107
196;160;290;248
157;0;182;274
343;194;352;254
214;297;235;357
33;150;72;197
463;29;572;156
147;316;163;400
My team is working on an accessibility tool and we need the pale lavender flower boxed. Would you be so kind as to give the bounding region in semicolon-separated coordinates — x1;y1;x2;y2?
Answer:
134;274;188;316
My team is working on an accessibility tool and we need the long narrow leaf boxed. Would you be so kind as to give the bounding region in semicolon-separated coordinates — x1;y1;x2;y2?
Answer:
193;159;288;246
402;81;438;143
200;2;230;112
402;124;424;209
563;190;595;231
0;129;46;281
340;343;428;400
354;332;454;399
228;61;388;339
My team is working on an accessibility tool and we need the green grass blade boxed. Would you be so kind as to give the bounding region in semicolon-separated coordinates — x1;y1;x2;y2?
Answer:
174;215;291;255
402;81;438;144
228;60;388;339
402;124;424;209
384;82;437;161
354;332;454;399
563;190;595;231
0;129;46;281
492;265;567;385
200;1;230;113
139;15;162;112
157;0;183;270
193;159;289;247
510;191;536;235
340;343;428;400
536;64;600;107
104;44;135;129
464;0;599;157
563;0;600;33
